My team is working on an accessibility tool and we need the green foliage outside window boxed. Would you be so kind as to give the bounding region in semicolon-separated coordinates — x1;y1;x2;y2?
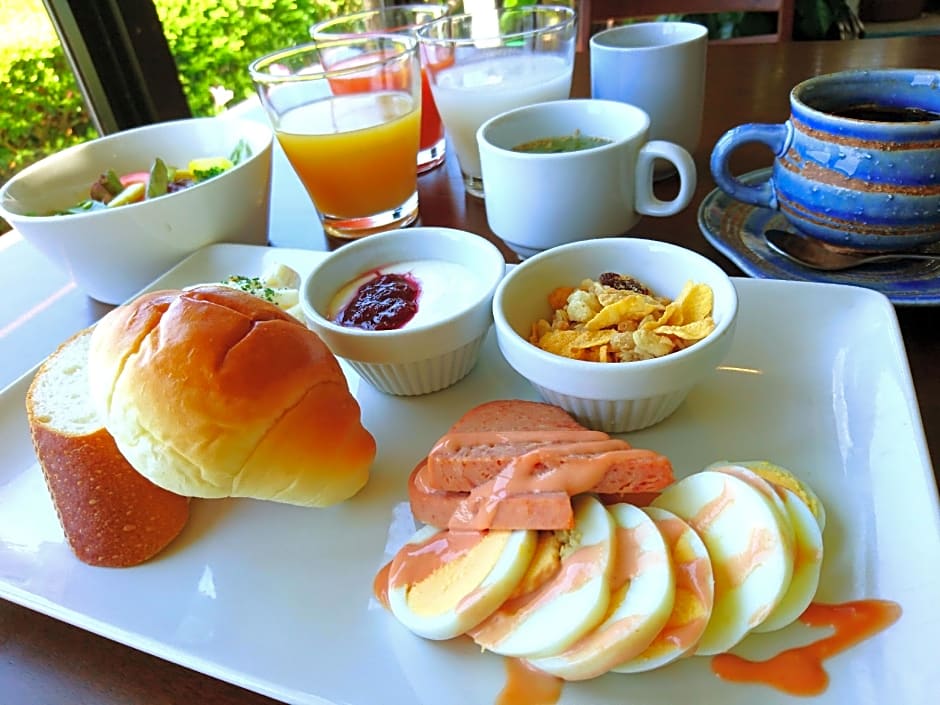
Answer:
0;0;358;193
155;0;357;116
0;2;96;193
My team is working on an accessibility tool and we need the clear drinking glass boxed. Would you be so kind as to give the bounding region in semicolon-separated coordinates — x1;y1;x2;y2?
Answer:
416;5;577;198
249;36;422;240
310;4;449;174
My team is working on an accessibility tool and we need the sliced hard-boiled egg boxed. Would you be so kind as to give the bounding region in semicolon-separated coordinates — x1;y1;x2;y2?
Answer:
708;463;797;557
709;460;826;632
526;503;675;681
652;470;794;655
751;485;824;632
469;494;615;659
741;460;827;531
387;524;536;640
612;506;715;673
708;464;807;633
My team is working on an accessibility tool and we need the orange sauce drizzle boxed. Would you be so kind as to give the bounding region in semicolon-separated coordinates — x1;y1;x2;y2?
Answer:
451;441;629;530
372;560;392;611
387;529;485;588
719;526;779;590
609;523;662;592
646;516;713;654
711;599;902;695
497;658;563;705
470;543;604;645
690;480;734;531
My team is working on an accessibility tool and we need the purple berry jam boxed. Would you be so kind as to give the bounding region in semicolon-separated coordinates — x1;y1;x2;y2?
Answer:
335;271;421;331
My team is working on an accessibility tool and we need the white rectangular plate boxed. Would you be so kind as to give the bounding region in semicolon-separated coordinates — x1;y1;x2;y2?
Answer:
1;243;938;705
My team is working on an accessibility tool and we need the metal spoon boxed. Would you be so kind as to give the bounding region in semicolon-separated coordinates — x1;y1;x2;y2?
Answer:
763;229;940;271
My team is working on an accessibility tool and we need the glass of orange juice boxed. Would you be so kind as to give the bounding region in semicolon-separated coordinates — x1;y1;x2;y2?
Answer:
310;5;448;174
249;36;421;239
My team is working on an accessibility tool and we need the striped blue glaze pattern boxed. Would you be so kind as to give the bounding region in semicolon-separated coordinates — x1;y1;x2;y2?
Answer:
697;168;940;307
711;69;940;252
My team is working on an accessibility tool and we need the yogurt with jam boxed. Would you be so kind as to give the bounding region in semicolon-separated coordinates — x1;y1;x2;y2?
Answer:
328;259;479;331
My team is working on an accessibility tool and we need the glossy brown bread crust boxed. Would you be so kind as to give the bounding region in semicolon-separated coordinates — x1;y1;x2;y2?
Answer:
28;425;190;567
26;330;189;568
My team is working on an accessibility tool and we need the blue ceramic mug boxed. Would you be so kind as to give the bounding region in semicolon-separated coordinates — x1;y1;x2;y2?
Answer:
710;69;940;252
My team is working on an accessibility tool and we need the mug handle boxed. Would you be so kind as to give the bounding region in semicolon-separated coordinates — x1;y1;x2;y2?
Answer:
709;123;791;209
635;141;696;217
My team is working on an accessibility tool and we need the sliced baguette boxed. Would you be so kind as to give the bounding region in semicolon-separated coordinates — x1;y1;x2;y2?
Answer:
26;328;190;567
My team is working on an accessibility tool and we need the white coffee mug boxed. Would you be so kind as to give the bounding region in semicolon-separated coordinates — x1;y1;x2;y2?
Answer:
590;22;708;158
477;99;696;259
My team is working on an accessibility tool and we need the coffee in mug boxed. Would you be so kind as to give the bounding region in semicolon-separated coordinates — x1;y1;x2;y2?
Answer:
710;68;940;252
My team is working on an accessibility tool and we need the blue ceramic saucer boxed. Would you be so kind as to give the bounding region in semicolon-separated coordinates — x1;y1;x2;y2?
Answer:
698;168;940;307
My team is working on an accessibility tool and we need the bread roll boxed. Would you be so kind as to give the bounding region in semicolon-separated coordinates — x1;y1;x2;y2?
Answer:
26;328;190;567
87;285;375;507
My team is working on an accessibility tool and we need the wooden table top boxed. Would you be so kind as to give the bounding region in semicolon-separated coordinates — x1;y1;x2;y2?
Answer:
1;35;937;705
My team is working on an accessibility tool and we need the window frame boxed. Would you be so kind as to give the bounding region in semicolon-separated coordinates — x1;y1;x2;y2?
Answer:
42;0;191;135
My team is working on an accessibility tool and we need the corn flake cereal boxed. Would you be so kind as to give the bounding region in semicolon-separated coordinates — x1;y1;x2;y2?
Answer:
531;273;716;362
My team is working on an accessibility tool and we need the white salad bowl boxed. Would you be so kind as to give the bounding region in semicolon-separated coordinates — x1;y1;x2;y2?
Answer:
301;227;506;396
493;237;738;432
0;116;273;305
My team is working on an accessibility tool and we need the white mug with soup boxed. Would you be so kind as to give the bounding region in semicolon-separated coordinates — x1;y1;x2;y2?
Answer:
476;99;696;259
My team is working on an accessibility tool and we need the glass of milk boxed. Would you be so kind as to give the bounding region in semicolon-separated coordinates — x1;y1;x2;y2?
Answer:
416;5;577;199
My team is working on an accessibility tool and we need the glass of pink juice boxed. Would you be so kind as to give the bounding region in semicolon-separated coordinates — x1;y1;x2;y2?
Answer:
250;36;422;240
310;5;448;173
